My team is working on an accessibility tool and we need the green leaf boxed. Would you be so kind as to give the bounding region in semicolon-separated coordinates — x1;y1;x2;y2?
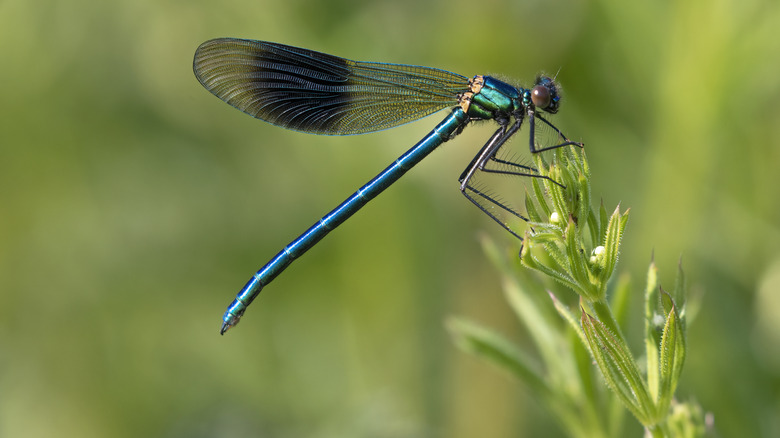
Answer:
446;317;551;396
665;400;709;437
587;205;600;250
576;170;591;240
598;200;609;244
542;154;568;222
503;278;573;383
525;189;544;223
657;291;686;419
673;258;688;327
610;273;632;331
600;206;628;285
479;232;515;277
522;243;580;293
550;293;588;349
565;218;593;299
645;261;663;401
581;310;655;426
531;167;552;219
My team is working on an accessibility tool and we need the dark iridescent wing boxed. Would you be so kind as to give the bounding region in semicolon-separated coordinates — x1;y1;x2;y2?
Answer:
193;38;470;135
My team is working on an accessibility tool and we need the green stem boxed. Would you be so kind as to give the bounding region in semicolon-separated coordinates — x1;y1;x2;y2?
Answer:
589;299;624;343
646;424;667;438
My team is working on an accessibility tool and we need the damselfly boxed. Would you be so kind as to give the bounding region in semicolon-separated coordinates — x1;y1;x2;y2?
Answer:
193;38;583;334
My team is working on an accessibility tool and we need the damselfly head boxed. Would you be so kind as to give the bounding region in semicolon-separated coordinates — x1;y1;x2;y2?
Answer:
531;76;561;114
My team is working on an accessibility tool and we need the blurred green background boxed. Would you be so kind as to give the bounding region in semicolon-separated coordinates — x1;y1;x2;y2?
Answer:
2;0;779;436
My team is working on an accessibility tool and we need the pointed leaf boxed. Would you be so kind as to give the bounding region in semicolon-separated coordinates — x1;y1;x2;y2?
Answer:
565;218;590;292
657;292;686;418
447;317;551;396
503;280;572;382
598;200;609;246
577;172;591;240
610;273;632;330
645;261;662;401
587;206;600;250
581;310;655;426
531;164;552;219
522;246;580;293
550;293;588;349
673;258;687;327
479;233;517;279
600;206;628;284
525;189;544;223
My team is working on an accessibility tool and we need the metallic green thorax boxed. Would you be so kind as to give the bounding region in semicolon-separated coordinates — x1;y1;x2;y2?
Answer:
465;76;524;121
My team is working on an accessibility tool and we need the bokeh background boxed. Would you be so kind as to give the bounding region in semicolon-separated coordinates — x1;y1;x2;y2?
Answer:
2;0;779;436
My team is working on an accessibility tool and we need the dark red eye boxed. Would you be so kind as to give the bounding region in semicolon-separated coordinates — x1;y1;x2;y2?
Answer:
531;85;551;109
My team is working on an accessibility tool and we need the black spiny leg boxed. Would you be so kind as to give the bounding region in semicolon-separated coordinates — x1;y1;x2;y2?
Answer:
459;109;583;240
527;110;584;153
459;120;529;241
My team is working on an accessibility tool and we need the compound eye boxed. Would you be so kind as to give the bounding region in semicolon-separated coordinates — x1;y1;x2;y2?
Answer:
531;85;551;109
